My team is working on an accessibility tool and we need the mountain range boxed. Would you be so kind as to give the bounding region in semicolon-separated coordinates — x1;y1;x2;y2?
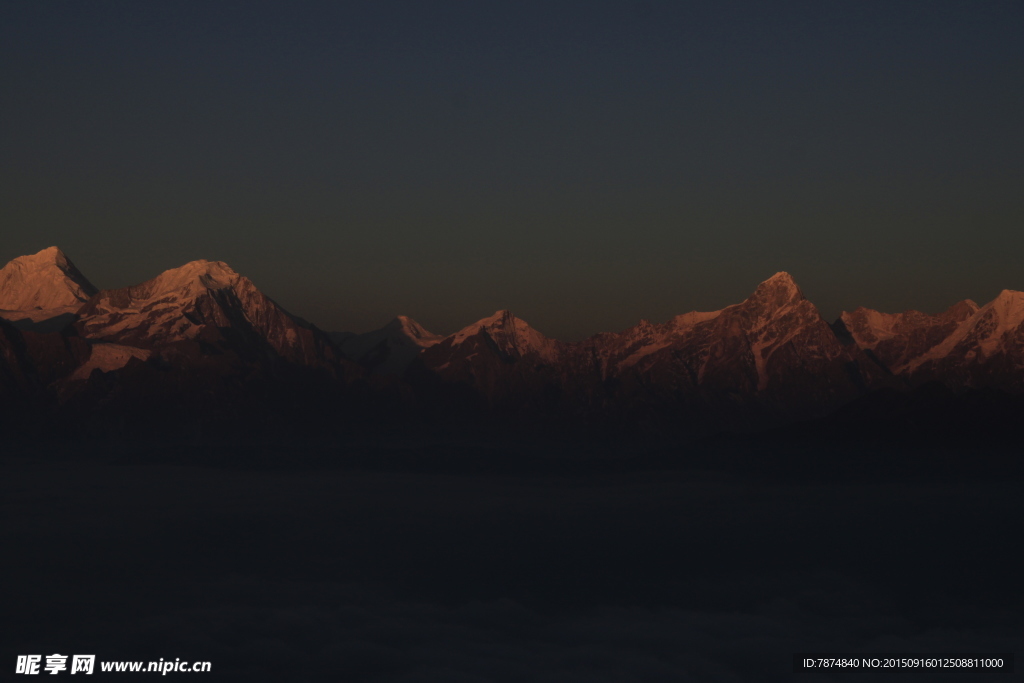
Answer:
2;246;1024;438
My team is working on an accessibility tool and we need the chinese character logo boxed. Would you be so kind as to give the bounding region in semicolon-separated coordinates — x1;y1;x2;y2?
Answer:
16;656;41;675
70;656;95;675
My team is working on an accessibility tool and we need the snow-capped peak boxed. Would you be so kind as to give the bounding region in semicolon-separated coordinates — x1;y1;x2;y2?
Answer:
0;246;98;311
452;310;523;343
839;299;982;348
131;260;241;300
22;246;68;267
72;257;339;369
749;271;804;307
981;289;1024;337
951;299;980;317
449;310;555;360
76;259;251;346
387;315;442;348
992;288;1024;306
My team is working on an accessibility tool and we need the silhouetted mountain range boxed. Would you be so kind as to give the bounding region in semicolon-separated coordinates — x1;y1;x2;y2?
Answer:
3;247;1024;446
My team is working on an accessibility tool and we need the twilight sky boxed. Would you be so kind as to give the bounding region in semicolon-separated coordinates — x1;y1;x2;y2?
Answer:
2;1;1022;340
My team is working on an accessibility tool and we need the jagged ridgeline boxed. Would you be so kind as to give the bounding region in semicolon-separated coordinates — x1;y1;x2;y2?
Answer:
3;247;1024;442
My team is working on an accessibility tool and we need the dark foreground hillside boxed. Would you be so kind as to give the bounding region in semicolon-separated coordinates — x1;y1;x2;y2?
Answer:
2;443;1020;682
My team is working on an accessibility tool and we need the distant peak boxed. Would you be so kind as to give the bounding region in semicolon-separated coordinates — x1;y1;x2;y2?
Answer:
0;246;97;310
449;309;520;334
943;299;980;321
129;259;243;299
34;246;66;261
388;315;441;345
446;308;554;360
5;246;69;268
175;259;238;276
161;259;239;282
762;271;799;287
988;289;1024;317
451;309;545;341
481;309;516;324
987;288;1024;309
746;271;805;311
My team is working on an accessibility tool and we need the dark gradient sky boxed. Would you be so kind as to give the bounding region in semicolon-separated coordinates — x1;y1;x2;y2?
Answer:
2;1;1022;339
